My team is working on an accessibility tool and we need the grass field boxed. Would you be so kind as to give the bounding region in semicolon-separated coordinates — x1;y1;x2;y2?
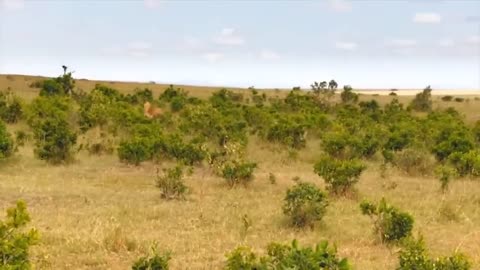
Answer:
1;74;480;269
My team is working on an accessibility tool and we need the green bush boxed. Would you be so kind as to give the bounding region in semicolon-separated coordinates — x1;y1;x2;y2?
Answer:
454;97;465;103
448;150;480;177
266;118;307;149
0;89;23;123
32;117;77;164
156;166;188;200
118;138;153;165
222;161;257;187
432;131;474;161
0;120;14;159
282;182;328;228
360;198;414;243
132;248;170;270
225;240;351;270
0;200;39;268
409;86;432;112
397;237;471;270
314;156;366;195
39;72;75;96
474;121;480;143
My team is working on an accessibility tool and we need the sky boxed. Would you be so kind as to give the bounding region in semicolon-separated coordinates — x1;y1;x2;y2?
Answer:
0;0;479;90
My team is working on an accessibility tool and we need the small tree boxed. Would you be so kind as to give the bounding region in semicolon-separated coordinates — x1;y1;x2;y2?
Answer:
156;166;188;200
360;198;414;243
409;86;432;112
0;120;14;159
314;156;366;195
340;85;358;104
0;201;39;268
282;182;328;228
32;117;77;164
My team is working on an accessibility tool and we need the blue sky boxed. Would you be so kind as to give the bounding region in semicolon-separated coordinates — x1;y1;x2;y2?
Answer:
1;0;479;89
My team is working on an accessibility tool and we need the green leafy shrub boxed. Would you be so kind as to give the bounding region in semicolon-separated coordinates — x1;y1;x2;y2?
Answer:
360;198;414;243
39;72;75;96
32;116;77;164
397;237;471;270
132;248;170;270
266;118;307;149
0;89;23;123
432;130;474;161
282;182;328;228
454;97;465;102
409;86;432;112
225;240;351;270
393;148;435;176
314;156;366;195
222;161;257;187
118;138;153;166
156;166;188;200
0;200;39;268
448;150;480;177
0;120;14;159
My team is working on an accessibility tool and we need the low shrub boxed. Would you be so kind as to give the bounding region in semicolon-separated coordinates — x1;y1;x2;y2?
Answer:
132;247;170;270
448;150;480;177
225;240;351;270
360;198;414;243
435;165;457;192
222;161;257;187
0;90;23;123
314;156;366;195
441;95;453;102
398;236;471;270
454;97;465;102
282;182;328;228
156;166;188;200
0;200;39;268
118;138;152;166
32;117;77;164
0;120;14;159
393;148;435;176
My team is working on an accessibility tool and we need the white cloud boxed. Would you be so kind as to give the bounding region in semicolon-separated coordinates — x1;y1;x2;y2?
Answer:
413;12;442;24
329;0;352;12
1;0;24;11
127;41;153;57
202;52;224;63
181;36;204;51
387;39;417;47
467;35;480;45
144;0;162;9
213;28;245;46
335;41;357;51
259;49;280;60
439;39;454;47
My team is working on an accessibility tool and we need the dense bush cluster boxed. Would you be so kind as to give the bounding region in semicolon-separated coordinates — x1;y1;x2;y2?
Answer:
0;119;15;159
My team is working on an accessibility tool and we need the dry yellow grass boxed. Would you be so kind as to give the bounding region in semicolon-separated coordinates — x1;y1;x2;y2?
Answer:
1;74;480;269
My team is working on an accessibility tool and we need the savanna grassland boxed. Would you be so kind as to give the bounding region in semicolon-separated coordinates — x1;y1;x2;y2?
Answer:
1;73;480;270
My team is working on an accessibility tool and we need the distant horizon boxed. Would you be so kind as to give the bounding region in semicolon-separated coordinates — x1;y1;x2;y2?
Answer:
2;72;479;93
